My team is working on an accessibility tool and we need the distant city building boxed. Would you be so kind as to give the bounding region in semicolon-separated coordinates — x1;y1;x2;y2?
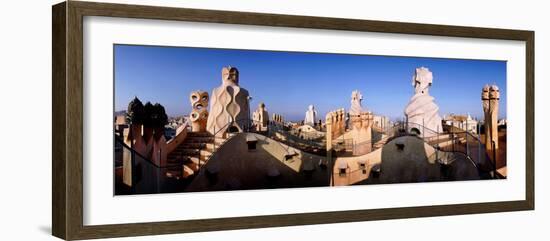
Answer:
114;114;128;137
167;117;183;128
443;113;478;134
164;125;177;140
373;115;390;130
271;113;284;125
115;114;127;125
291;124;325;140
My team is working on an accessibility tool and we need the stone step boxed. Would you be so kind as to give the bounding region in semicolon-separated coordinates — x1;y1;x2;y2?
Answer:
182;142;206;148
188;156;200;165
166;157;184;165
185;136;215;143
168;149;213;161
179;142;215;150
178;148;213;155
165;133;228;166
166;156;185;166
373;136;390;148
165;169;182;179
182;165;195;178
214;139;227;146
187;132;213;137
185;159;199;172
171;148;200;156
205;143;215;150
201;149;213;158
164;164;196;180
166;154;199;164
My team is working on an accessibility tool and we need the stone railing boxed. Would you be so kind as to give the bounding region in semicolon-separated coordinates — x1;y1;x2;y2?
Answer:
165;121;190;155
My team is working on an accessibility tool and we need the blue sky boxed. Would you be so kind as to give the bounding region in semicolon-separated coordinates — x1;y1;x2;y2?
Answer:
114;44;507;122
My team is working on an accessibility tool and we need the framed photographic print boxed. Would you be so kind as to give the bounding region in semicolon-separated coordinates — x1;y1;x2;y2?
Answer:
52;1;534;240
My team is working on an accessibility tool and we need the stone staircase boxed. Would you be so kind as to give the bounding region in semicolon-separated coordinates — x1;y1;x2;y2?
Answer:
165;131;226;180
371;125;385;133
372;134;390;150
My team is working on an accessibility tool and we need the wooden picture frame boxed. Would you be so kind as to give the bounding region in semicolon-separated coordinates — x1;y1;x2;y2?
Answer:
52;1;534;240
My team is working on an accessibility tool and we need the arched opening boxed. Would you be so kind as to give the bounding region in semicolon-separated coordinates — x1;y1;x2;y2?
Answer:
227;125;239;133
410;127;421;136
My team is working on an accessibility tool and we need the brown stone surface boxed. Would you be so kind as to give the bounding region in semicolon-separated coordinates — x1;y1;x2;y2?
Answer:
480;130;507;170
184;133;329;192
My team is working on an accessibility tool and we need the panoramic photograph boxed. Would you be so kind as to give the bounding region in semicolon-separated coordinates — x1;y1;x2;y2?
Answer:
113;44;507;195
